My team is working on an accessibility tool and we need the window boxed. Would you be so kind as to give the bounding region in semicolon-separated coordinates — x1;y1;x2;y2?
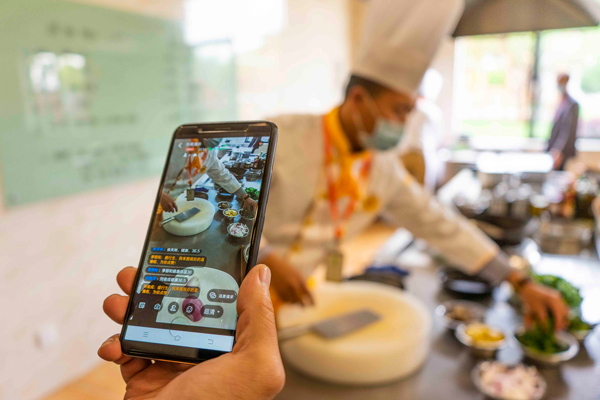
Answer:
454;33;534;138
29;52;90;125
453;27;600;139
537;28;600;139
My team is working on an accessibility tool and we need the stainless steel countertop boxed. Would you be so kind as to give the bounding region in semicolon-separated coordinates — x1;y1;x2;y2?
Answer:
276;241;600;400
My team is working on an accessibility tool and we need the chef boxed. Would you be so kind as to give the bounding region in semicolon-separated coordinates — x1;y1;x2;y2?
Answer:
159;138;257;213
260;0;569;329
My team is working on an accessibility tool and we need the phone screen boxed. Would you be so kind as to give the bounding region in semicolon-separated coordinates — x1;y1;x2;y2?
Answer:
122;129;274;359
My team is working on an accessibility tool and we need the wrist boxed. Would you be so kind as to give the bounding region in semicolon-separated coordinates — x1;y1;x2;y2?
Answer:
233;187;248;199
507;270;533;293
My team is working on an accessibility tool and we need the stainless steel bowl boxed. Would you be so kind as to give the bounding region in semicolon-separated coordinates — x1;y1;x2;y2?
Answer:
538;219;593;255
217;201;232;210
456;323;507;359
515;327;579;367
435;300;487;331
222;208;239;223
471;361;546;400
227;222;250;240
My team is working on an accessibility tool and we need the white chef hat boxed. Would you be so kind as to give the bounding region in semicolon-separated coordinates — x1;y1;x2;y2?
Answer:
352;0;464;97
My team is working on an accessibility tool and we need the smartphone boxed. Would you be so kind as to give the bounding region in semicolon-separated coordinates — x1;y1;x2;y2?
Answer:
120;121;277;364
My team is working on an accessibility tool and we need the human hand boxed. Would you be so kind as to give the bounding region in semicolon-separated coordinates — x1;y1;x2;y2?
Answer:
242;196;258;215
160;192;178;213
99;265;285;400
519;281;569;331
264;253;314;306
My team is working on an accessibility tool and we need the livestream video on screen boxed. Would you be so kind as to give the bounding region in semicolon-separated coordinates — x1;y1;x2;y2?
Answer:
124;135;270;348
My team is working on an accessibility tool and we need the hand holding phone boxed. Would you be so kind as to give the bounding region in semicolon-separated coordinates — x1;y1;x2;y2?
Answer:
118;122;277;363
99;265;285;399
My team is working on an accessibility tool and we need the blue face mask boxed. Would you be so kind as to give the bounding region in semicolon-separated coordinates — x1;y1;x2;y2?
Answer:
359;119;405;151
355;93;405;151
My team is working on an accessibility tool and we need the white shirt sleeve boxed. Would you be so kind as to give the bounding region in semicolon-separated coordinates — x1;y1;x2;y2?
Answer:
382;157;502;277
204;150;243;195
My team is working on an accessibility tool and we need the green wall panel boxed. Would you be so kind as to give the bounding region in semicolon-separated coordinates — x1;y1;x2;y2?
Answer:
0;0;237;206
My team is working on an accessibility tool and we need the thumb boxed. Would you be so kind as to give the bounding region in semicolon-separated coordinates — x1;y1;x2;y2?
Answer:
233;265;279;357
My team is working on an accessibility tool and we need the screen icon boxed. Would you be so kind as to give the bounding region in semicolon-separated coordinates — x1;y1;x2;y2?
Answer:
184;304;195;315
138;302;146;309
168;302;179;314
153;303;162;311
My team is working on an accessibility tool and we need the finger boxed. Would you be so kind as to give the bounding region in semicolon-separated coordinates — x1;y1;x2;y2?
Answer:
98;335;152;383
154;361;193;373
297;282;314;307
549;298;569;331
121;358;153;383
301;292;315;307
524;313;533;328
98;334;129;363
117;267;137;295
234;265;279;358
103;294;129;324
532;304;548;326
292;282;311;307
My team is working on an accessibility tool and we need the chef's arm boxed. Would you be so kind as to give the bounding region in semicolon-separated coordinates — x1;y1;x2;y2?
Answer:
384;165;504;282
384;166;569;329
205;150;245;196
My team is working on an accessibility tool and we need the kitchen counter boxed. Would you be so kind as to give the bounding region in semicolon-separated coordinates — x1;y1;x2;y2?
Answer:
276;223;600;400
149;175;262;284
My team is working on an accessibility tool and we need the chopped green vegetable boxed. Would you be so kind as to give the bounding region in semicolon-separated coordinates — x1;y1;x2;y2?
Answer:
569;314;593;332
245;187;260;201
517;318;568;354
533;274;583;308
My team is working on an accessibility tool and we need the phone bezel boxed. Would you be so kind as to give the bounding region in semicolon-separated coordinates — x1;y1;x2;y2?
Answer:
119;121;278;364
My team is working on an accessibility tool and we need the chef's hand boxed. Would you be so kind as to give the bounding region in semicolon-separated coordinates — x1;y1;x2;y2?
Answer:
263;253;314;306
160;192;178;213
508;272;569;331
242;196;258;215
99;265;285;400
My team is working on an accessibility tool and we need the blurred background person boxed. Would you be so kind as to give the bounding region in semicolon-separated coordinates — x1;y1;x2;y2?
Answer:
548;73;580;170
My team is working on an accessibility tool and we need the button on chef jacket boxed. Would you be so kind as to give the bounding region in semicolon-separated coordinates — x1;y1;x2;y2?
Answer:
258;110;511;284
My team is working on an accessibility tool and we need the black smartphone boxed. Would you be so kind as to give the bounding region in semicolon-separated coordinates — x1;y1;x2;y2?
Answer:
120;121;277;364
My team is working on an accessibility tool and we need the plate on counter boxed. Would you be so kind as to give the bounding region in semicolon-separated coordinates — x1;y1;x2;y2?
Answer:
435;300;487;331
472;361;546;400
439;267;493;299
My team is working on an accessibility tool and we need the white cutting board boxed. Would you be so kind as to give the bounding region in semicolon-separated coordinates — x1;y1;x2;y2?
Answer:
277;281;431;385
162;198;216;236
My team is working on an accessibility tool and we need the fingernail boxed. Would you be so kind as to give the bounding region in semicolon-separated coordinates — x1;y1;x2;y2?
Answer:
101;336;118;347
259;266;271;288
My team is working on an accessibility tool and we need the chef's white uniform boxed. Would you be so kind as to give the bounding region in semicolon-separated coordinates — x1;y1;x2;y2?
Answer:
259;112;511;284
203;149;245;196
189;149;247;198
259;0;511;284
